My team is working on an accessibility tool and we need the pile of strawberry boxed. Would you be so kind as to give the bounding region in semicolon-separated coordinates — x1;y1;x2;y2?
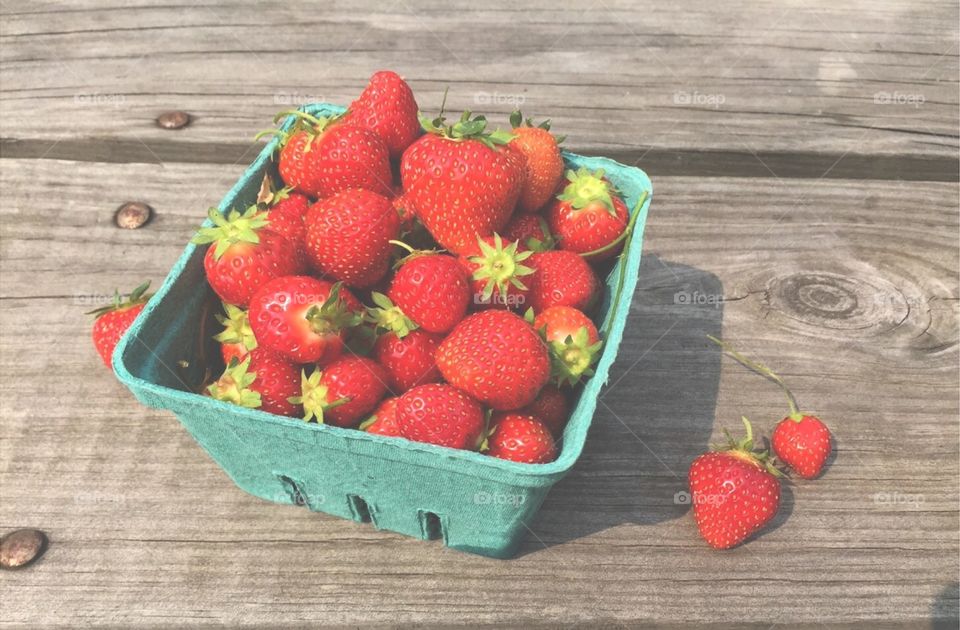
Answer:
187;71;642;465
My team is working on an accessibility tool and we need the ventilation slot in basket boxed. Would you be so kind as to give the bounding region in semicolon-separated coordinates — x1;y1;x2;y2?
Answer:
347;495;373;523
277;475;306;507
418;511;444;541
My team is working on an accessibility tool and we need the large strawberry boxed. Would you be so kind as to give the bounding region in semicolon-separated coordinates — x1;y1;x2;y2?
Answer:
248;276;362;365
192;205;304;308
304;188;400;288
89;281;152;368
359;397;402;437
518;385;569;437
400;110;524;254
484;413;557;464
533;305;602;386
508;110;565;213
459;234;534;311
214;302;257;364
396;383;485;450
386;251;470;333
342;70;420;159
207;349;301;417
293;355;388;427
527;250;598;313
268;111;393;199
374;328;443;394
688;417;782;549
436;310;550;410
546;168;629;261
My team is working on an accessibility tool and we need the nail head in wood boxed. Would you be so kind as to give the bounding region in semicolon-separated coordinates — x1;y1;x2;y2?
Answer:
0;529;48;570
156;111;191;130
115;202;153;229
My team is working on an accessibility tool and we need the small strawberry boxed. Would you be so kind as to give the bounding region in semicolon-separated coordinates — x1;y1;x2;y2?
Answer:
533;305;602;387
518;385;569;437
436;310;550;410
396;383;485;450
400;108;523;254
89;281;152;367
248;276;362;365
374;328;443;394
342;70;420;159
256;175;311;254
214;302;257;364
292;356;388;428
527;250;599;313
386;250;471;334
508;110;565;213
359;397;403;437
484;413;557;464
502;213;556;252
546;168;629;261
459;234;535;311
304;188;401;288
192;205;304;308
207;349;301;417
688;417;782;549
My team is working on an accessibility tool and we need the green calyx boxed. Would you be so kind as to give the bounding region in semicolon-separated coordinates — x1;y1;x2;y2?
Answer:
289;369;350;423
213;303;257;351
254;109;343;153
420;93;515;149
706;335;806;419
468;234;535;303
713;416;784;478
256;174;293;208
545;326;603;387
557;167;618;215
509;109;564;143
192;205;270;261
364;292;418;338
207;357;261;409
304;282;362;336
86;281;153;318
525;217;557;252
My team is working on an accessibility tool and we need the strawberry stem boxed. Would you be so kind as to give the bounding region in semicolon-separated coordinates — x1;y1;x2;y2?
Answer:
707;335;802;418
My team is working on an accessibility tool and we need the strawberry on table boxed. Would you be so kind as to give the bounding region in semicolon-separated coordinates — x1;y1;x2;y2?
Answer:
293;356;388;428
484;413;557;464
89;281;152;368
396;383;485;450
342;70;421;159
207;349;301;417
518;385;569;437
533;305;602;387
526;250;599;313
214;302;257;364
508;110;565;213
359;397;403;437
459;234;535;311
386;250;471;334
373;328;443;394
546;168;629;261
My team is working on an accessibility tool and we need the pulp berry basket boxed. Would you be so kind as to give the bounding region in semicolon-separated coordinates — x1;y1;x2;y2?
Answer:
114;103;653;559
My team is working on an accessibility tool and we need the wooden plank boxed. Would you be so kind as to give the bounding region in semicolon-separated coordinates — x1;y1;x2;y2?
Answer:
1;158;957;626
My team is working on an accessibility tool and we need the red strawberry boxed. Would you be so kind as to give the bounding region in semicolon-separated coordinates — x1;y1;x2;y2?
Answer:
391;189;418;231
293;356;388;428
518;385;569;437
502;213;556;252
359;397;402;437
396;383;485;450
527;250;599;313
304;188;400;288
214;302;257;364
533;305;602;386
508;111;565;213
459;234;534;311
207;349;301;417
484;413;557;464
688;417;782;549
192;205;304;308
89;281;152;367
342;70;420;159
400;110;524;254
374;328;443;394
256;176;311;254
271;111;393;199
436;310;550;410
386;251;470;333
248;276;362;365
546;168;629;261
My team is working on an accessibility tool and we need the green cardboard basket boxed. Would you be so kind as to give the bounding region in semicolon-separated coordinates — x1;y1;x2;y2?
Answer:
113;103;652;558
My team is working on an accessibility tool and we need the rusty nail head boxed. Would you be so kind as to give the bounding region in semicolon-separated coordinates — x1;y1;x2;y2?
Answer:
0;529;48;570
156;111;191;130
115;202;153;229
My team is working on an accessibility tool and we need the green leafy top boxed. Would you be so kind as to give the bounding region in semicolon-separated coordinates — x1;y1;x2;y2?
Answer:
191;205;270;261
87;281;153;318
254;109;343;153
557;167;618;215
420;95;515;149
365;292;418;339
289;369;350;423
542;325;603;387
207;357;261;409
213;303;258;351
467;233;535;303
304;282;363;336
713;416;785;478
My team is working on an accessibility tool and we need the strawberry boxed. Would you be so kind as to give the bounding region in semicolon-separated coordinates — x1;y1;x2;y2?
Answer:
533;305;602;387
248;276;362;365
256;176;311;254
386;251;470;333
374;328;443;394
508;110;565;213
400;109;523;254
436;310;550;410
207;349;301;417
192;205;304;308
546;168;629;262
396;383;485;450
688;417;782;549
292;356;388;428
268;111;393;199
214;302;257;364
342;70;420;159
518;385;569;437
359;397;402;437
391;189;418;231
484;413;557;464
89;281;152;367
502;213;556;252
304;188;400;288
459;234;534;311
527;250;599;313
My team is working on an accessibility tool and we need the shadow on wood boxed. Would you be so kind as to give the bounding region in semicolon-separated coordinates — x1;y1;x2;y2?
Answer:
932;582;960;630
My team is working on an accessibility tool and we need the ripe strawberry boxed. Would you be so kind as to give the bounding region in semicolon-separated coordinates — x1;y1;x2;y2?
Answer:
484;413;557;464
374;328;443;394
518;385;569;437
386;251;471;333
400;110;524;254
391;189;418;231
533;306;602;386
292;356;388;427
396;383;485;450
359;397;402;437
207;349;301;417
342;70;420;159
546;168;629;261
527;250;599;313
256;176;311;254
89;281;152;367
304;188;400;288
436;310;550;410
270;111;392;199
688;417;782;549
459;234;534;310
248;276;362;365
508;110;564;213
214;302;257;364
502;213;556;252
192;205;304;308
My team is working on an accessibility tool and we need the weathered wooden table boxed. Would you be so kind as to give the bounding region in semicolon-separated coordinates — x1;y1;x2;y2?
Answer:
2;1;958;627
